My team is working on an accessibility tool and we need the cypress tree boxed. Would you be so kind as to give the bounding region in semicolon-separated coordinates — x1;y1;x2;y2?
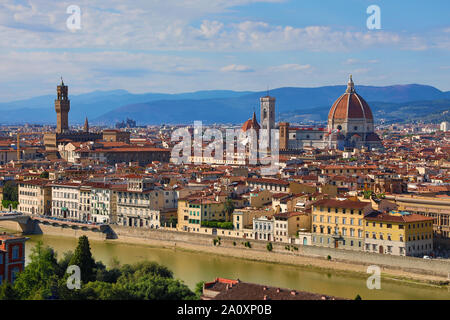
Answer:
69;236;96;283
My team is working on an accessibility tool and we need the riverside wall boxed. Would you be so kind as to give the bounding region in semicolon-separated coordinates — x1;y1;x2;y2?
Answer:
2;220;449;279
109;225;450;278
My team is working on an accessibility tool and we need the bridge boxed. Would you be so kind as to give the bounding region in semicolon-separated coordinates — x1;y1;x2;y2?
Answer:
0;212;109;234
0;212;30;224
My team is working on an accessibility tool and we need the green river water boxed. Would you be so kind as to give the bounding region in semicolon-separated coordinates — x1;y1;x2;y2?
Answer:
2;228;449;300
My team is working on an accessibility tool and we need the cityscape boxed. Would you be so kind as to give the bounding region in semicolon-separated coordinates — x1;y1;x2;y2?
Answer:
0;0;449;309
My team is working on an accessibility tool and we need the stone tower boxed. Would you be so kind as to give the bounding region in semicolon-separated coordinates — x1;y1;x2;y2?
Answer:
55;78;70;134
84;117;89;133
260;95;275;146
279;122;289;150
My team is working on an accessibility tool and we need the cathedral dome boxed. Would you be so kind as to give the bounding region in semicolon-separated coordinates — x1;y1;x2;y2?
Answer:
328;75;373;122
242;111;260;132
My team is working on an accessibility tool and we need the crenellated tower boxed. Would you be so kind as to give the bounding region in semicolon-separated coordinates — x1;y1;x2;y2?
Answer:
55;77;70;134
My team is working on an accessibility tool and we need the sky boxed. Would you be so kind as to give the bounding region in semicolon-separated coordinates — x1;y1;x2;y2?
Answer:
0;0;449;101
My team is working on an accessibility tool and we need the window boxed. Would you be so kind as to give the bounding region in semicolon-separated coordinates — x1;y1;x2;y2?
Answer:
12;246;19;260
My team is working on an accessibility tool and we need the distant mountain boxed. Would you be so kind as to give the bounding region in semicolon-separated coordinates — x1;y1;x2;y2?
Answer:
94;84;450;125
0;89;252;124
0;84;449;125
278;99;450;124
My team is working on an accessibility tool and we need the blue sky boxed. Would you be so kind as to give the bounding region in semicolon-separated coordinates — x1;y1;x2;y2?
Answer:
0;0;449;101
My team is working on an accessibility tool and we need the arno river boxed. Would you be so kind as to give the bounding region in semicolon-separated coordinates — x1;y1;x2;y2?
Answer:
4;228;449;300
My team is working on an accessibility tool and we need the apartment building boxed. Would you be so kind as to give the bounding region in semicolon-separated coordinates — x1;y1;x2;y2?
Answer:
115;177;163;229
384;194;450;245
18;179;51;216
253;216;274;242
50;182;81;219
89;183;113;224
364;211;434;256
311;199;372;250
177;198;225;232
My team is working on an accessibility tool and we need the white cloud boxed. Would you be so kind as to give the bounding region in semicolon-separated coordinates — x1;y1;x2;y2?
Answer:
220;64;253;72
269;64;311;71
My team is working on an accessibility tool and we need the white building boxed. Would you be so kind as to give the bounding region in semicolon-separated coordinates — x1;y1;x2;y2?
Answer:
440;121;449;132
253;216;274;242
51;182;81;219
115;176;162;229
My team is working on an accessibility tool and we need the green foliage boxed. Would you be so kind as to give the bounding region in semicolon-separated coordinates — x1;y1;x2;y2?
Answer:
39;171;49;179
13;241;60;300
194;281;205;299
213;237;221;246
363;190;373;199
201;220;233;229
0;282;18;300
1;200;18;209
355;294;362;300
327;255;332;260
69;236;96;283
3;241;196;301
266;242;273;252
2;181;18;202
244;241;251;248
223;198;235;220
232;241;236;246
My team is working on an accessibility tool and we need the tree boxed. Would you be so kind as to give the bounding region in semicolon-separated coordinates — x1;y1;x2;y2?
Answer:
39;171;49;179
223;198;235;221
13;241;60;300
3;181;18;202
194;281;205;299
69;236;96;283
266;242;273;252
115;261;195;300
0;282;18;300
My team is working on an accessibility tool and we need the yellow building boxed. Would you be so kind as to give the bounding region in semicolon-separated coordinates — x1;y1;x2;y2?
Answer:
384;194;450;246
364;211;434;256
311;199;372;250
177;198;225;232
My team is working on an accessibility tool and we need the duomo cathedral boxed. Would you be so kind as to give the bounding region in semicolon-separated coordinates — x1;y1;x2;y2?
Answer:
242;75;382;151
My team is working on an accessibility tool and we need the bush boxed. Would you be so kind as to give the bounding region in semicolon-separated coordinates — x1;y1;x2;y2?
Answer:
244;241;251;248
355;294;362;300
201;221;233;230
327;255;331;260
233;241;236;246
266;242;273;252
